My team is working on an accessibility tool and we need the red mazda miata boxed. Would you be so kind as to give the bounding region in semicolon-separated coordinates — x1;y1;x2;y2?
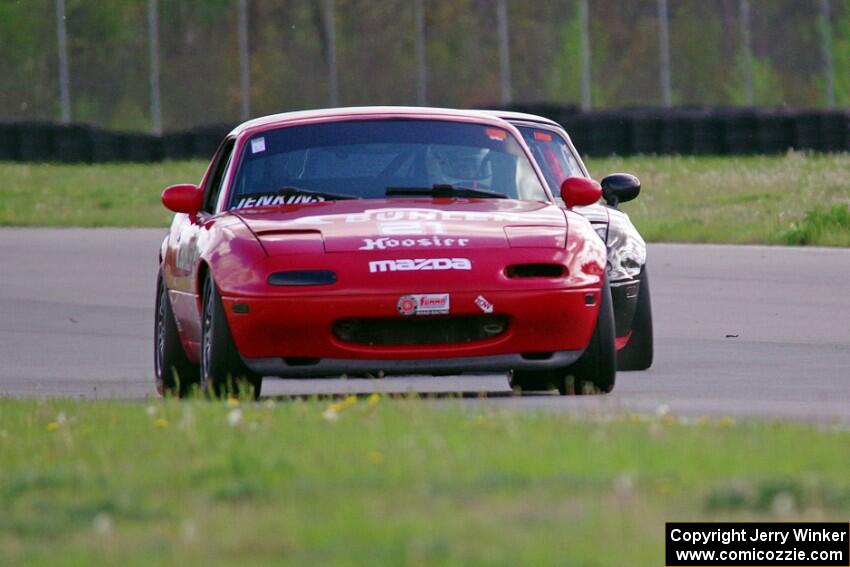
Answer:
155;107;613;398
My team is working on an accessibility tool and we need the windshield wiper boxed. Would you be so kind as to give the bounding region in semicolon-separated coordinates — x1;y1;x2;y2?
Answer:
276;186;359;200
385;184;508;199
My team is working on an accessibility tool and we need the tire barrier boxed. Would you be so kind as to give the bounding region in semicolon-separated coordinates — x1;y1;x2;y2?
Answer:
0;121;237;163
119;132;163;163
0;123;18;160
499;105;849;157
161;131;194;160
659;113;694;154
755;109;795;154
821;111;850;152
0;108;847;162
690;111;725;155
586;112;633;156
630;112;663;155
189;124;232;159
721;109;758;155
16;121;56;161
52;124;95;163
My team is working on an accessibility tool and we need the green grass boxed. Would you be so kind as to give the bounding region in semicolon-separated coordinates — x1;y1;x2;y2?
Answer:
778;204;850;245
586;152;850;246
1;398;848;566
0;153;849;245
0;160;205;227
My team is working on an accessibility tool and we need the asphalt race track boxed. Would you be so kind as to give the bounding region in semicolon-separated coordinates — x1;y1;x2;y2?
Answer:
1;228;848;422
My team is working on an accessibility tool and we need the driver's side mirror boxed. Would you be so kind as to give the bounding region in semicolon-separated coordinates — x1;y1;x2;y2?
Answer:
600;173;640;208
560;176;602;208
162;184;203;215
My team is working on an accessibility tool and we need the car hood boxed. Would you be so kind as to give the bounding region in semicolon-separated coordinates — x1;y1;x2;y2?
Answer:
574;202;609;225
232;199;567;253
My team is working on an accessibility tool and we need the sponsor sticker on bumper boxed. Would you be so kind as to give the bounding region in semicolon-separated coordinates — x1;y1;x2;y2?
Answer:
397;294;450;316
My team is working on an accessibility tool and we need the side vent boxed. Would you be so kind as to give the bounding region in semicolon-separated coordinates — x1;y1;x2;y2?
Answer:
268;270;337;286
504;264;566;279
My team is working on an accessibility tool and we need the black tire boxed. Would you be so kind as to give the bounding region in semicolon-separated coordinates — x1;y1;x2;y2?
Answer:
510;278;616;395
560;276;617;394
616;267;654;371
200;274;262;399
155;271;199;397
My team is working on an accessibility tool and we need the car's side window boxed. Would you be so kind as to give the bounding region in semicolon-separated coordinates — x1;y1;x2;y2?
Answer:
203;138;236;213
519;128;573;192
562;137;591;178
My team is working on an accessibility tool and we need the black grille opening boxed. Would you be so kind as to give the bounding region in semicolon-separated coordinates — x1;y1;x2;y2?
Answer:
333;316;508;346
505;263;566;278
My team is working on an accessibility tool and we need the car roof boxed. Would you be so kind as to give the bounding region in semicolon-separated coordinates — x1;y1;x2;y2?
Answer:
476;109;562;129
230;106;517;137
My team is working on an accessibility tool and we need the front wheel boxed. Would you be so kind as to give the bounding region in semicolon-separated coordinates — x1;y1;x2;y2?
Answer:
200;274;262;399
616;266;654;371
510;277;616;395
561;276;617;394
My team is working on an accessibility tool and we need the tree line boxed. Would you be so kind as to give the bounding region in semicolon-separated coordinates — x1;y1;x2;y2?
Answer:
0;0;847;132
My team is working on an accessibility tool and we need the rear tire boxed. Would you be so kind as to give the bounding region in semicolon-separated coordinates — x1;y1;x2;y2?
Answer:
155;271;199;397
616;267;654;371
510;278;616;395
200;274;262;399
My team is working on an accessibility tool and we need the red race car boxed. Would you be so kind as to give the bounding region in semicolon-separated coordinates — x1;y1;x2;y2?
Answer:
155;107;613;398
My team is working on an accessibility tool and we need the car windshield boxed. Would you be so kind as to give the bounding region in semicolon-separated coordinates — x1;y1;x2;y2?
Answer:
516;126;584;193
229;119;548;209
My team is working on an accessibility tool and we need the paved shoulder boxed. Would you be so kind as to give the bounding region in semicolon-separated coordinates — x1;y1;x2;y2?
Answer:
0;228;165;398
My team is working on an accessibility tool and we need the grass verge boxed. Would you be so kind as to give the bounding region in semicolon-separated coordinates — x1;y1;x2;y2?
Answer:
0;160;205;227
0;152;848;245
587;152;850;246
1;397;848;566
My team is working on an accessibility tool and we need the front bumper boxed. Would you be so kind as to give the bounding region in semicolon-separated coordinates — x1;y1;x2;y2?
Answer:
223;287;600;363
611;277;640;338
243;349;585;378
